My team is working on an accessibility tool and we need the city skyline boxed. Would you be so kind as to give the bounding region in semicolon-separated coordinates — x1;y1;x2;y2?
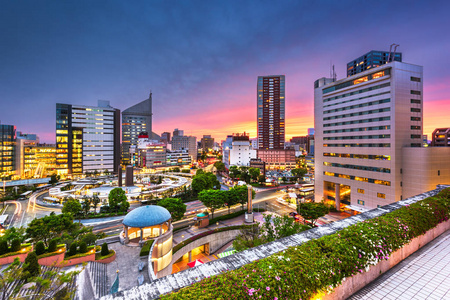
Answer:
1;1;450;143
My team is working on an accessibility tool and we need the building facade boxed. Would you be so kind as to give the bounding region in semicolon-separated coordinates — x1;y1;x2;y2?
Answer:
166;149;191;166
122;93;153;166
257;149;296;170
56;100;120;177
131;137;167;169
172;135;197;162
315;61;423;210
161;132;171;144
200;135;214;151
347;50;402;77
23;144;57;178
0;124;16;180
257;75;285;150
431;128;450;147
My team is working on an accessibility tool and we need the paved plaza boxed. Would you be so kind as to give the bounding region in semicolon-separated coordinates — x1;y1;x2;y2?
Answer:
350;230;450;300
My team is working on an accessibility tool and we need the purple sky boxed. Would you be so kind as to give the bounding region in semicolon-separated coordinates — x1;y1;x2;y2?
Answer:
1;0;449;143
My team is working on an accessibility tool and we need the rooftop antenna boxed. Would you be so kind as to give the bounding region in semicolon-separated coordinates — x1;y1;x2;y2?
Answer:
388;44;400;63
149;89;152;99
332;65;337;82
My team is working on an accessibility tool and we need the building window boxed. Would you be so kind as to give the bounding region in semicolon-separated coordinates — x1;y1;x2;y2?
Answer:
438;170;440;176
411;117;421;121
377;193;386;199
410;99;421;104
357;200;365;205
411;126;421;130
411;134;421;139
411;143;421;147
377;205;382;208
410;90;421;95
410;76;421;82
410;108;421;113
357;188;365;194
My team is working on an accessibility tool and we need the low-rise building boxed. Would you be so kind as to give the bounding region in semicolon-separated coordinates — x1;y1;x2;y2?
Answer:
166;149;191;166
431;128;450;147
257;149;296;170
223;134;257;168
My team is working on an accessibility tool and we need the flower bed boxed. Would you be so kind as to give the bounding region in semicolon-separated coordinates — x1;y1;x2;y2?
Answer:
172;225;253;254
161;188;450;300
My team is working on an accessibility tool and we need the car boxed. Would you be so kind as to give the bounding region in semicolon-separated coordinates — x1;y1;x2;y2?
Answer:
289;212;298;217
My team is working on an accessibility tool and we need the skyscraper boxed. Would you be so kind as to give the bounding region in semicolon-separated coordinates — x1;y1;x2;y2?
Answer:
0;124;16;179
122;92;153;166
257;75;285;150
56;100;120;176
314;60;423;210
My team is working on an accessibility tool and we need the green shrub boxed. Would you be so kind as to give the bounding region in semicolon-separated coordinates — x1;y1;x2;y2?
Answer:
161;188;450;300
79;241;88;253
140;240;154;256
81;232;97;246
209;210;246;224
47;239;58;253
101;243;109;256
0;240;8;255
10;238;21;252
68;242;78;256
35;241;46;256
21;252;40;281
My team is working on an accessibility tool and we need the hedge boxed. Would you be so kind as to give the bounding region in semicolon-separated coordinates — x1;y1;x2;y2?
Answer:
64;245;96;260
161;188;450;300
140;240;155;257
96;249;116;260
173;225;253;254
0;244;32;259
37;245;66;259
209;208;265;224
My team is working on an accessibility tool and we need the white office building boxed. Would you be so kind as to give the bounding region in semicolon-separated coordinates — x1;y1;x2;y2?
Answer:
223;135;257;168
314;61;424;210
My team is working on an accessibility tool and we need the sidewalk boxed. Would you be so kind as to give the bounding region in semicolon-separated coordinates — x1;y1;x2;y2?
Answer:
349;230;450;300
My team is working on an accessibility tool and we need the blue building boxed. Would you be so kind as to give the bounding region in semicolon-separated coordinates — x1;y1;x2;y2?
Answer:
347;50;402;77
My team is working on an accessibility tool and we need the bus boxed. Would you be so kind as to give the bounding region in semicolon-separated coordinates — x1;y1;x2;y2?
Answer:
0;215;9;229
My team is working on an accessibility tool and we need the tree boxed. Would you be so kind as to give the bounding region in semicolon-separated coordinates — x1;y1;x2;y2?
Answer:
81;232;97;246
62;198;82;216
258;175;266;184
157;198;187;221
118;199;130;212
248;168;260;182
213;161;226;172
0;240;8;255
68;242;78;256
291;168;307;181
297;202;330;226
233;225;265;252
10;239;21;252
31;268;80;300
91;194;101;213
260;214;309;242
26;213;74;247
49;173;60;185
81;196;91;216
78;241;88;253
229;185;254;210
22;252;40;282
228;166;240;179
191;172;220;194
198;190;225;219
195;169;204;176
108;188;127;211
47;239;58;253
101;243;109;256
35;241;46;256
281;176;287;184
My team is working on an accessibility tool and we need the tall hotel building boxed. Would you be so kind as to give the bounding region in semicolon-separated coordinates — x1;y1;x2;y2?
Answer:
0;124;16;179
56;100;120;176
257;75;285;150
122;93;153;166
314;61;423;209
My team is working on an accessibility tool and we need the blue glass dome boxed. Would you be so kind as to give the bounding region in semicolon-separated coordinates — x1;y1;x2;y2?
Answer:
123;205;171;228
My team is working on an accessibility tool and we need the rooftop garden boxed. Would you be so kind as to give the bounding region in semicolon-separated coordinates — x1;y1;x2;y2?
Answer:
161;187;450;300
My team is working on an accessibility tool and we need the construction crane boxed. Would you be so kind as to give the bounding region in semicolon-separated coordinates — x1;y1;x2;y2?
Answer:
388;43;400;63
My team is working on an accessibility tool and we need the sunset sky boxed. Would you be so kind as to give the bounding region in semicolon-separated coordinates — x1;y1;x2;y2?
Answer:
1;0;449;143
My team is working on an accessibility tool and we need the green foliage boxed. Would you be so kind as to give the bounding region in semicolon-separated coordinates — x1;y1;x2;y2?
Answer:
198;190;225;219
101;243;109;256
81;232;97;246
26;212;74;247
35;241;46;256
91;194;101;213
68;242;78;257
213;161;226;172
297;202;330;226
1;227;26;244
0;240;8;255
228;166;240;179
291;168;307;180
161;188;450;300
191;172;220;194
108;188;127;210
258;174;266;184
229;185;255;210
140;240;154;256
181;169;191;173
0;257;23;299
78;241;88;253
248;167;260;182
49;173;60;185
157;198;187;221
47;239;58;253
81;196;91;215
10;238;21;252
209;210;246;224
96;249;115;260
22;252;41;282
62;198;82;216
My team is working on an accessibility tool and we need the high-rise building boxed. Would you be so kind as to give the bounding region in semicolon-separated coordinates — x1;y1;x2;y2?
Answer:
23;143;57;178
314;61;423;210
161;132;171;144
347;50;402;77
172;135;197;161
16;133;39;178
0;124;16;179
56;100;120;177
200;135;214;151
122;92;153;166
257;75;285;150
172;128;184;138
431;128;450;147
130;134;167;169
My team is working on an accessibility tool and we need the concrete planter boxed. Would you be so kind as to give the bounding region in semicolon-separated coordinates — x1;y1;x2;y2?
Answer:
57;252;96;267
0;252;29;265
95;251;116;264
38;251;65;267
323;220;450;300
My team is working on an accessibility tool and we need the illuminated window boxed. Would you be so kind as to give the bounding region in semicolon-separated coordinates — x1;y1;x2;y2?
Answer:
357;188;365;194
377;193;386;199
357;200;365;205
372;71;385;79
353;76;368;85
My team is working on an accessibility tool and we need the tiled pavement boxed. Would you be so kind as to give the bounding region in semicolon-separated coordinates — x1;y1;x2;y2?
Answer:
349;230;450;300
